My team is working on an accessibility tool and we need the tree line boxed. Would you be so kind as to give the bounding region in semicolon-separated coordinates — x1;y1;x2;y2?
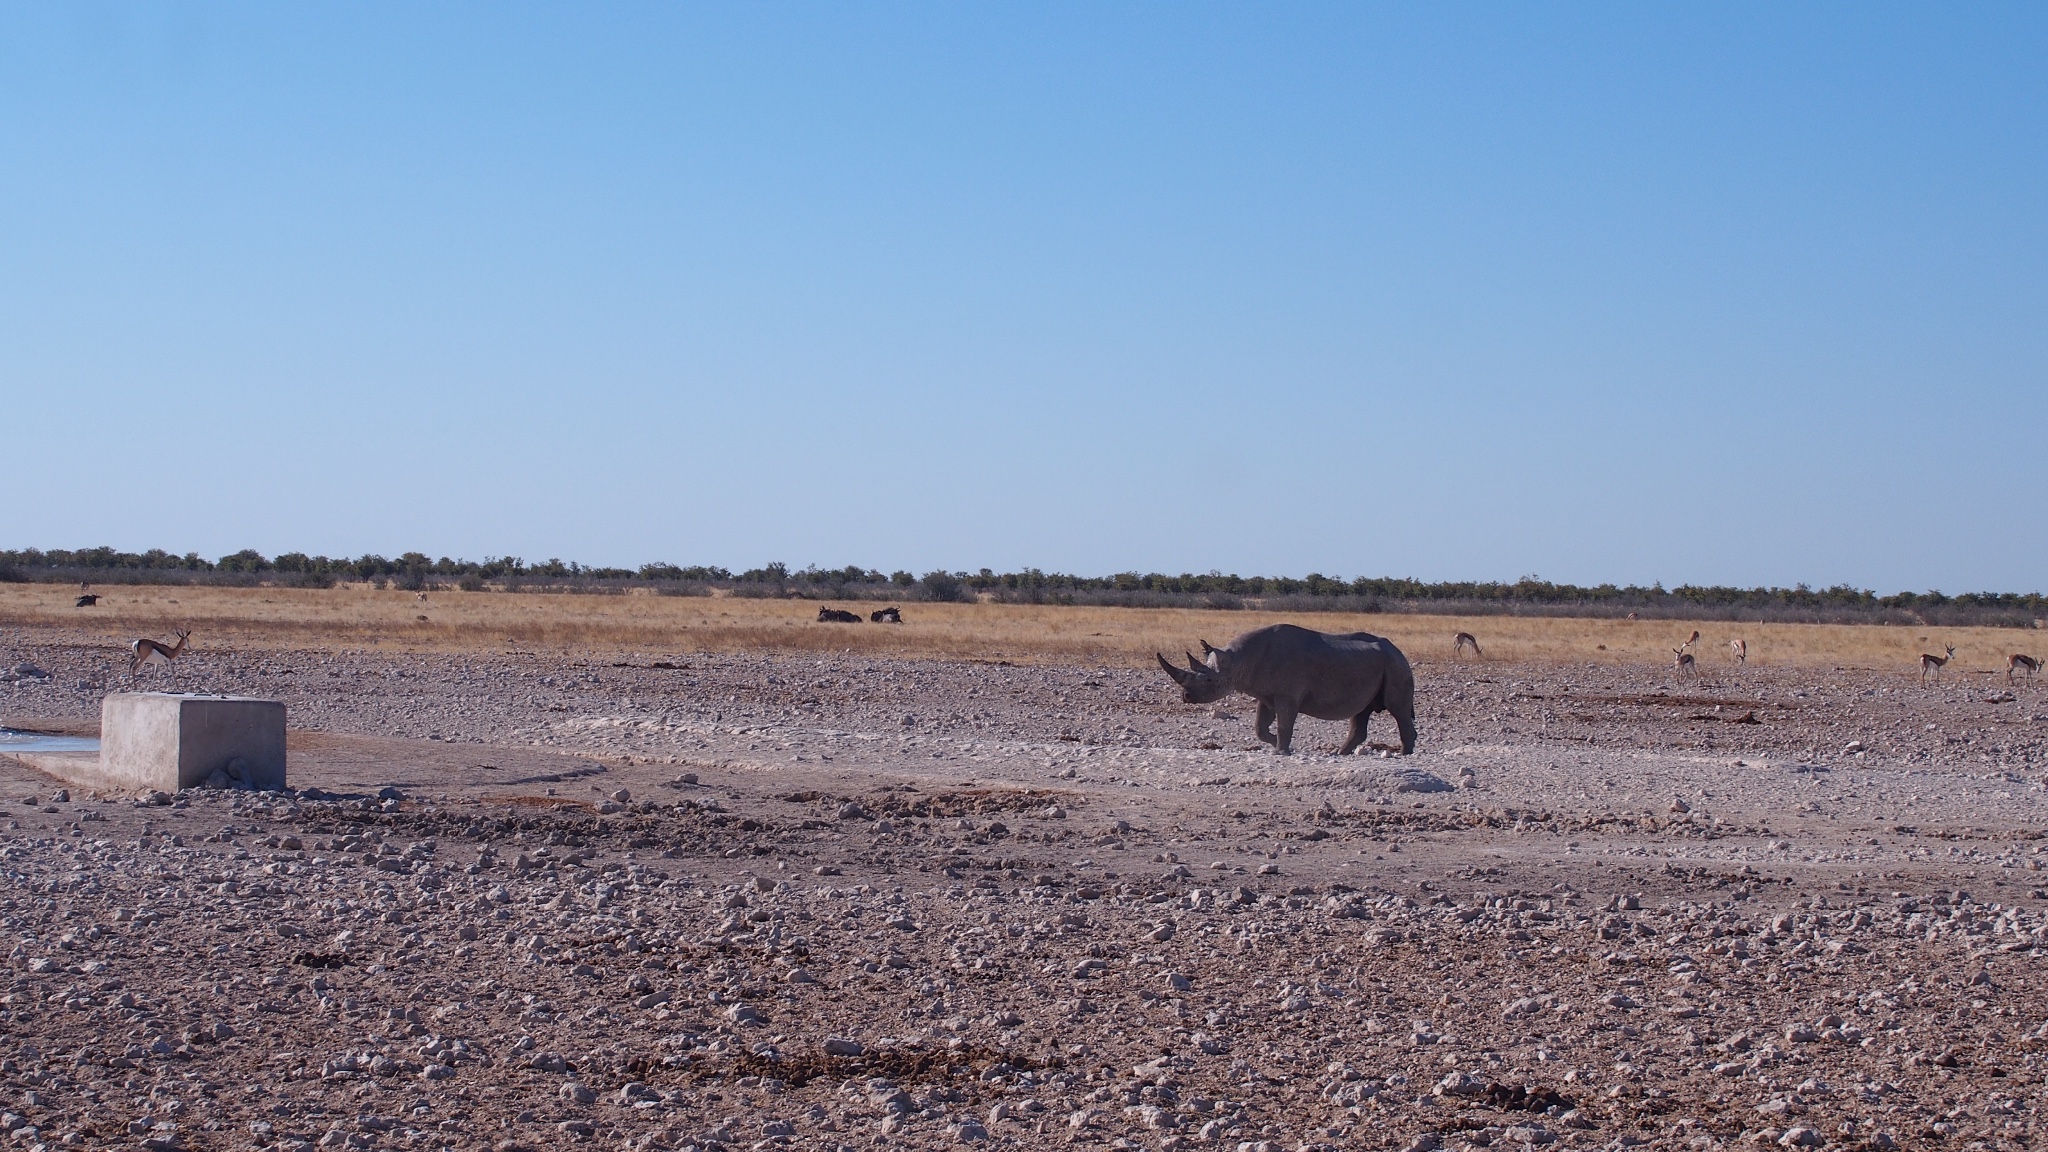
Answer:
2;546;2042;627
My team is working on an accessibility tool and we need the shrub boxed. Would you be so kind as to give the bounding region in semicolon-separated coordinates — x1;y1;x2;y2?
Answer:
919;571;971;603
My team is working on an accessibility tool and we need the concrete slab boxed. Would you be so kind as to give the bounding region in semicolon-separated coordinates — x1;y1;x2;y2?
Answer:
0;749;102;789
91;694;288;793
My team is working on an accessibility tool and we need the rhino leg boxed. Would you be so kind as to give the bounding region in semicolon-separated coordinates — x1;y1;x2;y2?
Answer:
1385;677;1418;755
1272;700;1299;755
1339;711;1370;755
1254;700;1277;746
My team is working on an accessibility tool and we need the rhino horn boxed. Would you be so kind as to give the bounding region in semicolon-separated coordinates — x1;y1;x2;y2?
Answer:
1186;651;1207;673
1157;653;1193;685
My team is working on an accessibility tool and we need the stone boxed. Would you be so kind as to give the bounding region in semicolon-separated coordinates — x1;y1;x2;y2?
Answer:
1388;769;1454;793
1435;1071;1483;1096
823;1038;863;1056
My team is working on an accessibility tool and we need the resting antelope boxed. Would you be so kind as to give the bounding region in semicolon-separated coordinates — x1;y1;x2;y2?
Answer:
1452;632;1482;658
2010;654;2042;683
1673;647;1699;678
1919;644;1955;683
129;629;190;678
1730;638;1746;665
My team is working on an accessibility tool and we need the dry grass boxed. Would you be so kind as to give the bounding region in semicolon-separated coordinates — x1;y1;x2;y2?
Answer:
3;583;2041;675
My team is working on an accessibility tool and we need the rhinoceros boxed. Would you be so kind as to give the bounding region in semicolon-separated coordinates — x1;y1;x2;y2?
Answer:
1157;623;1417;755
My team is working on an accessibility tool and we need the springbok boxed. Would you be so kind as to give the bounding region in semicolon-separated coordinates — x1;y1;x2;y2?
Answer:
1452;632;1482;658
2010;654;2042;683
1730;638;1746;665
1678;630;1701;653
1673;647;1699;678
129;629;190;678
1919;645;1956;683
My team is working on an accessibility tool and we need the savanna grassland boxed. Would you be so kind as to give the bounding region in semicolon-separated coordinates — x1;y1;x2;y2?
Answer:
3;582;2041;675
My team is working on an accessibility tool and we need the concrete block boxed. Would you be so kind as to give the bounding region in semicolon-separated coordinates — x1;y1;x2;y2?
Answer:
96;694;288;793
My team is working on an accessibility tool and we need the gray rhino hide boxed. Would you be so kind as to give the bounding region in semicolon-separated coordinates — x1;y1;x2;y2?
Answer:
1157;623;1417;756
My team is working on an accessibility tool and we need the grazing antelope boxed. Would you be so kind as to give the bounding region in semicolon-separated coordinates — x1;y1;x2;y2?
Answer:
416;591;429;604
1452;632;1482;658
2010;654;2043;683
129;629;190;678
1730;638;1746;665
1673;647;1699;678
1919;644;1955;683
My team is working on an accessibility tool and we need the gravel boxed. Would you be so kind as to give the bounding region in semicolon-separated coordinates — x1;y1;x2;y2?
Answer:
0;635;2045;1148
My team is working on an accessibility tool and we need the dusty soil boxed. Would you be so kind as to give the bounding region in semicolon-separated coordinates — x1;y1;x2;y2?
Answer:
3;628;2048;1152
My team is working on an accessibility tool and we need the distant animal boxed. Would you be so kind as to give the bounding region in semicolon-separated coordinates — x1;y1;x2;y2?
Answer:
1672;648;1698;678
1156;624;1416;756
75;594;99;607
1452;632;1482;658
129;629;191;677
416;592;429;604
816;608;862;624
1920;644;1956;683
1625;612;1638;621
1730;638;1746;665
870;606;902;623
2007;653;2041;683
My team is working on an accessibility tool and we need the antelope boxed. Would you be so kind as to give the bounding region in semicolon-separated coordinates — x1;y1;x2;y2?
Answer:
416;591;429;604
1919;644;1955;683
1673;647;1699;678
1452;632;1482;658
129;629;190;678
1730;638;1746;665
2010;654;2042;683
1678;630;1701;653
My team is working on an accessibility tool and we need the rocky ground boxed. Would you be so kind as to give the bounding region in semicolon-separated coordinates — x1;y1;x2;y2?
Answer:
2;631;2048;1152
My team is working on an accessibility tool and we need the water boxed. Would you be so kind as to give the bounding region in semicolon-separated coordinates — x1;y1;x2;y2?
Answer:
0;729;99;754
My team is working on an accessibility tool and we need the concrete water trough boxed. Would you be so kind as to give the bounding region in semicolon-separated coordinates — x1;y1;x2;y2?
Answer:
0;693;286;794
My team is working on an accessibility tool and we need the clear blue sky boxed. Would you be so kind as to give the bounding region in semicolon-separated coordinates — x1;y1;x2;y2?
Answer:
4;4;2043;592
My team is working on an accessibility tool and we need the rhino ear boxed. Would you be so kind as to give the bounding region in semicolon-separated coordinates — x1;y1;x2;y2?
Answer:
1157;653;1192;685
1200;639;1218;655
